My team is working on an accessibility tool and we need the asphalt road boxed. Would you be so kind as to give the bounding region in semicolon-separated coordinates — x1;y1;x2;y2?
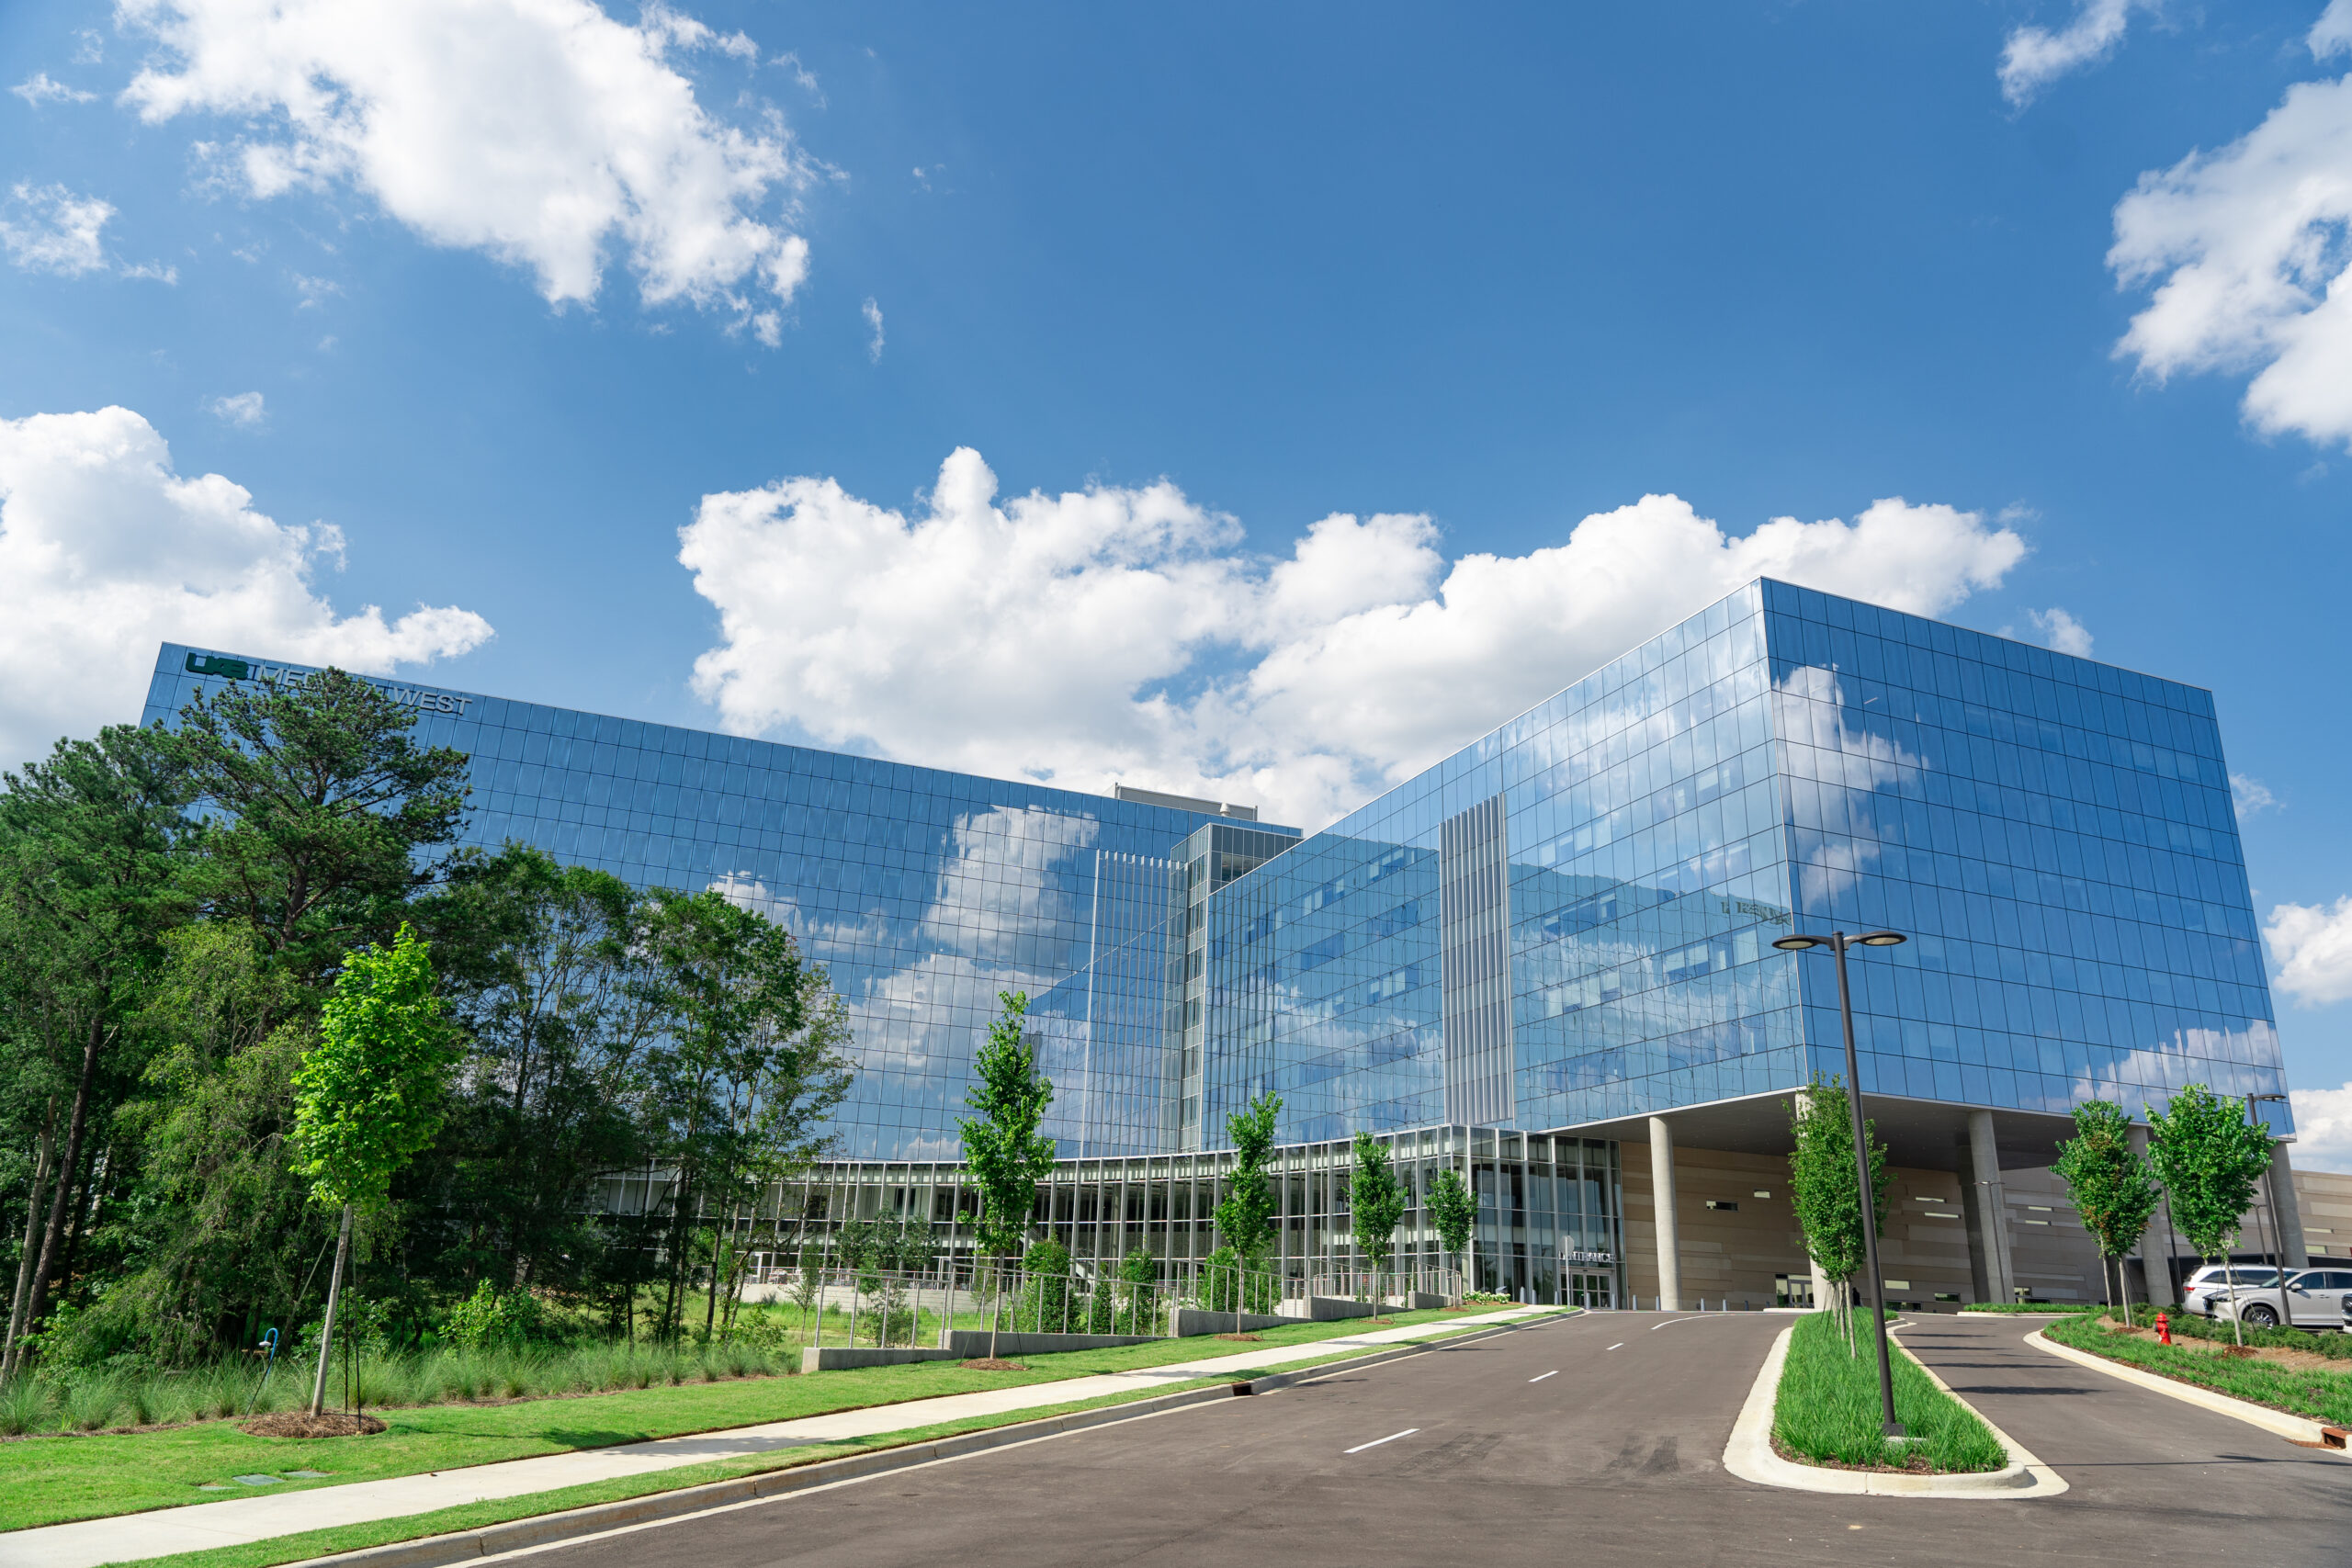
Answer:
504;1310;2347;1568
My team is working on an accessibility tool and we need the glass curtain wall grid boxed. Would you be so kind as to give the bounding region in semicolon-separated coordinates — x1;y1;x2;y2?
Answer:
1199;581;1803;1144
1754;579;2283;1129
1190;576;2285;1145
594;1124;1625;1305
141;644;1297;1161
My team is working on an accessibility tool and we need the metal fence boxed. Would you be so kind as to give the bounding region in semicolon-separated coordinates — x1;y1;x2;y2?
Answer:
743;1257;1467;1349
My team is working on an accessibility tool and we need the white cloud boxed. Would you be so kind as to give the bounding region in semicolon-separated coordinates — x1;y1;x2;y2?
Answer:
72;31;104;66
2317;1;2352;61
2028;605;2093;656
205;391;266;426
679;448;2027;829
862;296;884;361
118;0;816;336
1998;0;2146;107
2267;897;2352;1007
1;184;112;276
2290;1083;2352;1172
0;183;175;281
12;73;96;107
2231;772;2280;818
0;406;492;769
2109;73;2352;447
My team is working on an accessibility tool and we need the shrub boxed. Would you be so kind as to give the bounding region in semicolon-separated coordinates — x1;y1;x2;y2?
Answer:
1018;1240;1075;1331
441;1280;549;1350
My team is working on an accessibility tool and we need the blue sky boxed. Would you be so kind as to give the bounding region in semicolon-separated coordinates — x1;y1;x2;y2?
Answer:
6;2;2352;1145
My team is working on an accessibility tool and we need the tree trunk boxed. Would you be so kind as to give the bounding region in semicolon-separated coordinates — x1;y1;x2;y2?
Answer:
309;1205;354;1416
4;1122;55;1372
6;1019;104;1380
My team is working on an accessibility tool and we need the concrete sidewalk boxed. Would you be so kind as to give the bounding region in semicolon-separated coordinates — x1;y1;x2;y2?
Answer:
2;1306;1559;1568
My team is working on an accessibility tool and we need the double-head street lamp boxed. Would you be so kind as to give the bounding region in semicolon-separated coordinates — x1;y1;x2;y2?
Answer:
1773;928;1908;1438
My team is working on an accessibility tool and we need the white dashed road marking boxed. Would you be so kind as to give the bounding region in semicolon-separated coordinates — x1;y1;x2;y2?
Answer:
1344;1428;1419;1455
1528;1370;1559;1382
1606;1343;1624;1351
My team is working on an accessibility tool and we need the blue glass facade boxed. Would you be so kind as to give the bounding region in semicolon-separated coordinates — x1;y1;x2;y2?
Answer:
141;645;1291;1160
141;573;2288;1173
1193;578;2286;1147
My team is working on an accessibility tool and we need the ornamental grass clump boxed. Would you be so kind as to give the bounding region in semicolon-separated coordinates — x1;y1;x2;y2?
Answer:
1772;1313;2006;1473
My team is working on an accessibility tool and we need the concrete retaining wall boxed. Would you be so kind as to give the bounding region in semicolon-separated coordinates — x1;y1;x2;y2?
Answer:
940;1329;1161;1357
1170;1308;1286;1337
1275;1296;1379;1322
800;1346;964;1372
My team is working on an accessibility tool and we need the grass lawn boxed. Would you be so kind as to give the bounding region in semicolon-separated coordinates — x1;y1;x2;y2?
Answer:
1770;1313;2006;1472
1;1305;1535;1536
2042;1312;2352;1427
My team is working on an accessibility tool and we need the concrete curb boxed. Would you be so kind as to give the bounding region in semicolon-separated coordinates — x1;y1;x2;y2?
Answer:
273;1313;1570;1568
1720;1323;2066;1498
2025;1326;2349;1452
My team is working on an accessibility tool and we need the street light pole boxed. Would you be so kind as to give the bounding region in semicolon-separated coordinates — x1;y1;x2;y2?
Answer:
1775;927;1907;1439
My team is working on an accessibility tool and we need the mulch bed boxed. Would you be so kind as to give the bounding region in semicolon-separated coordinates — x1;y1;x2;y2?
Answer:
957;1359;1025;1371
1214;1334;1262;1342
239;1411;390;1438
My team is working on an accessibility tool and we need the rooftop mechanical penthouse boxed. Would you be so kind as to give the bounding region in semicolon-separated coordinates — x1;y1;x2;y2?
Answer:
144;576;2298;1309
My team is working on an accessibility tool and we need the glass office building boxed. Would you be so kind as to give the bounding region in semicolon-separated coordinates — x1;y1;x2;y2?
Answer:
141;645;1290;1162
141;577;2287;1302
1193;576;2281;1149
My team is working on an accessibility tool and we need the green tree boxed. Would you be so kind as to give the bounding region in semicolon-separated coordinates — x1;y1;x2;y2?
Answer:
1212;1090;1283;1320
412;847;665;1296
1350;1131;1407;1312
635;889;852;1343
2149;1083;2274;1344
958;991;1055;1359
173;668;470;985
291;923;459;1414
1427;1168;1476;1301
2052;1100;2163;1314
0;726;190;1377
1783;1077;1889;1347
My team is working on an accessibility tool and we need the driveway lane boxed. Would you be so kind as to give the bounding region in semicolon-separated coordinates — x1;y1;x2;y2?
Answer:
499;1308;2349;1568
1895;1313;2345;1550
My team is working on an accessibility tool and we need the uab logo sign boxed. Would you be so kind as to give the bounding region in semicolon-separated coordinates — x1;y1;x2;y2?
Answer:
184;651;475;716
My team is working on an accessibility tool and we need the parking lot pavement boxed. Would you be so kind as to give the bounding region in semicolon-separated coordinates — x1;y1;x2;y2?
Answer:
492;1308;2349;1568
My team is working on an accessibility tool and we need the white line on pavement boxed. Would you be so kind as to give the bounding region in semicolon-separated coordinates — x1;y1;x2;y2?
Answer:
1344;1427;1419;1455
1649;1316;1719;1330
1606;1343;1624;1351
1527;1370;1558;1382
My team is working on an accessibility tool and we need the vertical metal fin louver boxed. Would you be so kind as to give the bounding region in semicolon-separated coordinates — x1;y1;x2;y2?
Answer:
1440;793;1514;1125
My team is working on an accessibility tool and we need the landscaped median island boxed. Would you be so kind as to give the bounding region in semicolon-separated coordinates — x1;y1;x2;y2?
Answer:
0;1304;1553;1559
1770;1313;2007;1473
2041;1310;2352;1428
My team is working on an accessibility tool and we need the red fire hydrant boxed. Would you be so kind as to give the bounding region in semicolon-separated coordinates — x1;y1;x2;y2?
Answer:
2156;1311;2171;1345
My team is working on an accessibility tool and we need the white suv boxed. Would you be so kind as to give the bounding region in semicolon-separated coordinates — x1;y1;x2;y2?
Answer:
2207;1267;2352;1330
2181;1265;2282;1318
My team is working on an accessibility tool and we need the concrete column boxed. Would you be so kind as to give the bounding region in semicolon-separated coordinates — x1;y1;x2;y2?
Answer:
1647;1116;1680;1313
2269;1141;2310;1271
2129;1123;2179;1305
1962;1110;2017;1305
